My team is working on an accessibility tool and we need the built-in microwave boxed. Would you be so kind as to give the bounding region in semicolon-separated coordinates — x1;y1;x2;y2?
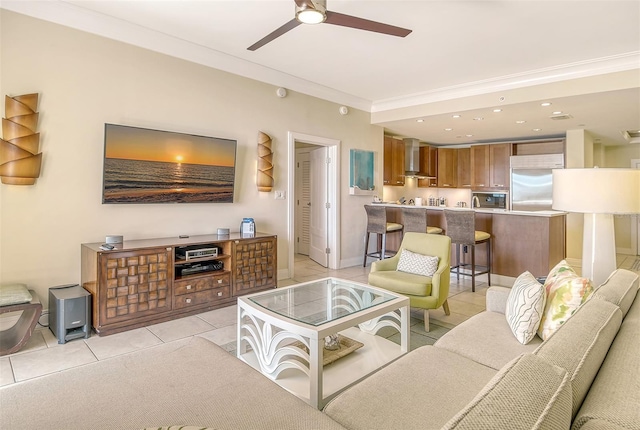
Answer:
471;192;508;210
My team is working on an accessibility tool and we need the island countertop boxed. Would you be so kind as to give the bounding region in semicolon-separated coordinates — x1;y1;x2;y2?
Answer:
371;202;566;218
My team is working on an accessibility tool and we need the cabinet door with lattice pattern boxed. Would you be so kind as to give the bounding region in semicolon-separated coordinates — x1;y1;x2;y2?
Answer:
232;237;277;296
98;247;172;323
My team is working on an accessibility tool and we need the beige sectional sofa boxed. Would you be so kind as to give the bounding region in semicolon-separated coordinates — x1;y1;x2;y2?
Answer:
324;268;640;430
0;269;637;430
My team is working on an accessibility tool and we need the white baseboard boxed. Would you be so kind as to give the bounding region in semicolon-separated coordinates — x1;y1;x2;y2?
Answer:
340;256;364;269
277;268;291;281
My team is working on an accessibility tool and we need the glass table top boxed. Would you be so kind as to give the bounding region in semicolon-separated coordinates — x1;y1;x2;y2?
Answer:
248;278;398;326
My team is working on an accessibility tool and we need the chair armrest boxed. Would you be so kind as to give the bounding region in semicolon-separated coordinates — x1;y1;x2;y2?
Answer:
370;256;399;273
486;286;512;314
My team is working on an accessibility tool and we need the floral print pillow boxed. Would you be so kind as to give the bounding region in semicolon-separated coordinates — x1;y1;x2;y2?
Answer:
537;260;594;341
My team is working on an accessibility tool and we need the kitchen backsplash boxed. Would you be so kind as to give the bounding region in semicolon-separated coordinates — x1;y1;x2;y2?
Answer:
382;178;471;207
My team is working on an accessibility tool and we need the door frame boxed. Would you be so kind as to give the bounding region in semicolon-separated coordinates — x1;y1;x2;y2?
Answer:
288;131;341;278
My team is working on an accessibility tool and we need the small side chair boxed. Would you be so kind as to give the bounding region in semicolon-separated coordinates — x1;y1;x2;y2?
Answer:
368;232;451;332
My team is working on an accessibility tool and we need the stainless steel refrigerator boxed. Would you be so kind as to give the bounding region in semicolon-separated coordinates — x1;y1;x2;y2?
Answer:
510;154;564;211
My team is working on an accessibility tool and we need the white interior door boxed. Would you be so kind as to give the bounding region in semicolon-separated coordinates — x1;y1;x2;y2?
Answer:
295;150;311;255
309;147;328;267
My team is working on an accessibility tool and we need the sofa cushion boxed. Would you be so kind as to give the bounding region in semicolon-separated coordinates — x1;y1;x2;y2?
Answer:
537;260;594;340
0;337;346;430
367;270;433;296
434;310;541;370
593;269;639;317
323;346;497;430
441;354;572;430
572;294;640;430
534;296;622;419
0;283;32;306
397;248;439;277
505;271;546;344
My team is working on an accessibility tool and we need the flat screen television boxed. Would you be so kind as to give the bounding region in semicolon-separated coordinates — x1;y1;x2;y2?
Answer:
102;124;237;204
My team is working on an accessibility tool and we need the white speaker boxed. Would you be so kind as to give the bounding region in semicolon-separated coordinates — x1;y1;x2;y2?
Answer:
105;235;123;244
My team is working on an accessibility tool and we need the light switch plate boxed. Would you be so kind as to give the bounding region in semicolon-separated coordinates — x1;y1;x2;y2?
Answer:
274;190;286;200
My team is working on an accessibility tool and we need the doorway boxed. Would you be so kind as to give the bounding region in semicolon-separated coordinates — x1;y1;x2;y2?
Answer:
288;132;340;279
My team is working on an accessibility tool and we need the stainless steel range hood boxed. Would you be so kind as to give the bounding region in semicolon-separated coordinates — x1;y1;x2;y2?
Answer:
403;138;431;178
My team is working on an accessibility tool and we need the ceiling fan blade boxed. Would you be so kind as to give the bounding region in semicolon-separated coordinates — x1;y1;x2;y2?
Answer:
324;11;412;37
247;18;302;51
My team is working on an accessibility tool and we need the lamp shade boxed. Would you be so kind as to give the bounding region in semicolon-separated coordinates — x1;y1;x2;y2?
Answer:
552;168;640;214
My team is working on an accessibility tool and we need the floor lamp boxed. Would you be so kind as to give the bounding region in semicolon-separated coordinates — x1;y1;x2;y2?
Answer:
552;168;640;286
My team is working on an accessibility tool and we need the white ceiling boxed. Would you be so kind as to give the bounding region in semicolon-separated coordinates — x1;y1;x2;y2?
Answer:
3;0;639;146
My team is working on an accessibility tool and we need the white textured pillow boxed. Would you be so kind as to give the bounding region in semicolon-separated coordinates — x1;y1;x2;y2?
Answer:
505;271;546;345
397;249;439;277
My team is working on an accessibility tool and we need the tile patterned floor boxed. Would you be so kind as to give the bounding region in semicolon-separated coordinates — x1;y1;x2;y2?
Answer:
2;253;638;388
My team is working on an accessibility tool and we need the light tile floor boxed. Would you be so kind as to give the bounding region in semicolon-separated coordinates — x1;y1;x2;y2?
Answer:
2;254;638;388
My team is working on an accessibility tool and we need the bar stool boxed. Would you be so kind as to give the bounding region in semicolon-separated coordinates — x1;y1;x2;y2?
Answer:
401;207;443;235
444;209;491;292
363;205;403;266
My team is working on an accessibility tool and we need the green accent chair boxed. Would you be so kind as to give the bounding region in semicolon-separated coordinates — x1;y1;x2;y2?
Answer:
368;232;451;332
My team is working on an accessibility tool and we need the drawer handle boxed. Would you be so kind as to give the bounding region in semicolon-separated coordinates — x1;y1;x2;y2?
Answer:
217;279;222;284
186;285;192;290
185;298;192;304
217;292;223;297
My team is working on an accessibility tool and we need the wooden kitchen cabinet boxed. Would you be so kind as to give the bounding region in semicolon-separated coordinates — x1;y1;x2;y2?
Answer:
489;143;511;188
457;147;471;188
82;233;277;336
471;143;512;190
437;148;458;188
383;136;405;186
418;146;438;188
471;145;490;188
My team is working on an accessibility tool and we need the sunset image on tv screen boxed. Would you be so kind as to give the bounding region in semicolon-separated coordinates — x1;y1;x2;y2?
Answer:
102;124;237;204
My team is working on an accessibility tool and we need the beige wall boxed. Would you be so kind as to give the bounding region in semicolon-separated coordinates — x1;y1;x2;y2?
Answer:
0;11;383;307
606;144;640;253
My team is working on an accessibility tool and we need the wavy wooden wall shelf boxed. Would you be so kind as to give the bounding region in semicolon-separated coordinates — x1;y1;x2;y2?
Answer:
1;94;42;185
257;131;274;192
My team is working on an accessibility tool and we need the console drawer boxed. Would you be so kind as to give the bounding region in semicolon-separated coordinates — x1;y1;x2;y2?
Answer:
174;286;231;310
174;272;231;296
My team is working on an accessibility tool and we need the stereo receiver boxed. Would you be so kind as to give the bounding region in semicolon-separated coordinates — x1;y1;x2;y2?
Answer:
175;246;219;261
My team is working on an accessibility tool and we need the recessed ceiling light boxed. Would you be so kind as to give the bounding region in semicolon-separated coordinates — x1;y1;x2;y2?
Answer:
452;114;461;118
552;111;562;115
416;119;424;123
466;134;473;137
473;117;484;121
516;120;526;124
493;109;502;113
532;128;542;132
444;128;453;131
541;102;552;107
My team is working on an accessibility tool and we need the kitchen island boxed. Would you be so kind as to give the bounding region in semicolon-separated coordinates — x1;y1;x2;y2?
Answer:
373;203;565;278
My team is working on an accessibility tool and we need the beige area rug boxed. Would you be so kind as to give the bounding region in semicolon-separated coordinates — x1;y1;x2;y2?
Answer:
0;337;345;430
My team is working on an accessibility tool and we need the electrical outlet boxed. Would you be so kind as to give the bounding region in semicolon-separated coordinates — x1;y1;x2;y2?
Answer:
274;190;286;200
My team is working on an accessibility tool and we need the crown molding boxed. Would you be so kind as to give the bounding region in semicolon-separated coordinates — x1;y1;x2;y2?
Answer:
371;52;640;113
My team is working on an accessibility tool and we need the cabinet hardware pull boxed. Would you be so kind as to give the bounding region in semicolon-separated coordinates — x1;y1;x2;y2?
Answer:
186;285;192;290
186;298;192;303
217;292;222;296
217;279;222;284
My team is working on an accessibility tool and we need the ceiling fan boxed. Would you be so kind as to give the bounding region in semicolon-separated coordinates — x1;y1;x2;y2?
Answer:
247;0;412;51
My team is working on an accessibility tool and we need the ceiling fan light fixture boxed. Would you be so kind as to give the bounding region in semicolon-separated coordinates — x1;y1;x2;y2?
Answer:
297;9;326;24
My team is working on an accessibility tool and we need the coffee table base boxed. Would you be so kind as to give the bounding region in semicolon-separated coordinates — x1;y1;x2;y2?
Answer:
238;326;405;408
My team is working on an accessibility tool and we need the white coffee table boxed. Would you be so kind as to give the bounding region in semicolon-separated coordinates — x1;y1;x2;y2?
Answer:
237;277;410;409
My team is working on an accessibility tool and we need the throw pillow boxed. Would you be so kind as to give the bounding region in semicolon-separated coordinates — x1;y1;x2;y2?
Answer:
505;271;546;345
397;249;439;277
537;260;594;341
